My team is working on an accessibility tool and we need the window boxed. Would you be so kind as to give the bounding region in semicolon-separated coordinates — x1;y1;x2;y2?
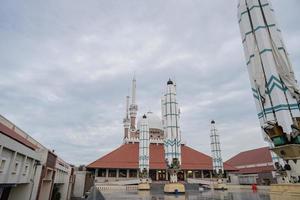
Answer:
0;159;6;173
203;170;211;178
195;171;202;178
129;169;137;178
98;169;106;177
187;170;193;178
119;169;127;178
14;163;19;171
12;162;20;174
23;164;29;175
108;169;116;177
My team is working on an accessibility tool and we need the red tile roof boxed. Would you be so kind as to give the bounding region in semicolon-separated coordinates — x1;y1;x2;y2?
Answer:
226;147;273;166
87;143;236;171
226;147;274;174
0;122;37;150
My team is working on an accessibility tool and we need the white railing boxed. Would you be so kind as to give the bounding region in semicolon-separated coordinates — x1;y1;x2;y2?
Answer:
187;178;216;185
123;137;139;144
124;137;165;144
96;185;138;191
95;178;141;185
150;138;164;144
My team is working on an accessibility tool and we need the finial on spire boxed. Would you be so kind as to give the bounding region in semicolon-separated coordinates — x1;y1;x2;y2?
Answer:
167;78;173;85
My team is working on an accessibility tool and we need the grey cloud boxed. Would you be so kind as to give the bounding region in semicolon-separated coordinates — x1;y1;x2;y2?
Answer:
0;0;299;165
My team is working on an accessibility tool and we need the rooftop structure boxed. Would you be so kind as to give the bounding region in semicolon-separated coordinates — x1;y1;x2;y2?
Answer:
226;147;276;185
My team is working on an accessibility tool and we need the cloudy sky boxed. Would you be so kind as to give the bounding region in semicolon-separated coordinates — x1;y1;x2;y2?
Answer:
0;0;299;165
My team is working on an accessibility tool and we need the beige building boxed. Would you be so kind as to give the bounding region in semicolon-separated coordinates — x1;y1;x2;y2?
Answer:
0;115;74;200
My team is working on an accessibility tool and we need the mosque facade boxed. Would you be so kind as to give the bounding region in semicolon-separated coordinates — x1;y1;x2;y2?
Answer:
87;78;237;182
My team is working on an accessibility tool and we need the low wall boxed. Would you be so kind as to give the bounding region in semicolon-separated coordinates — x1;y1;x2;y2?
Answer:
227;184;270;190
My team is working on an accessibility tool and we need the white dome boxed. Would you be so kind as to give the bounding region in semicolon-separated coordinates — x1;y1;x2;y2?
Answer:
137;111;163;130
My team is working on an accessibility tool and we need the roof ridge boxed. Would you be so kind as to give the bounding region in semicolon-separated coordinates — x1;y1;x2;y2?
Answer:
0;122;37;150
240;146;269;153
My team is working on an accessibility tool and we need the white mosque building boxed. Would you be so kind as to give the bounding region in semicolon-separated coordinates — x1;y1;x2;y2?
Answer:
87;77;236;182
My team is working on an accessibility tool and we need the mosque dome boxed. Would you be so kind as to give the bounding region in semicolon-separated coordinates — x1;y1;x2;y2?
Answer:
137;111;163;130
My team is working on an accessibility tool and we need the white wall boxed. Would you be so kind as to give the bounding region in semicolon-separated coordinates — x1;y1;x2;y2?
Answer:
73;171;88;198
228;173;239;184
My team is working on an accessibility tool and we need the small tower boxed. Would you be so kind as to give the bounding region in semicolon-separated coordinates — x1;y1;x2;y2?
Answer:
163;79;182;167
210;120;224;175
139;114;150;176
129;76;138;132
123;96;130;140
163;79;185;193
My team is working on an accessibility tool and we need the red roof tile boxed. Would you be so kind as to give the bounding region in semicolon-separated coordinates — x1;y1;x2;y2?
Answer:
226;147;275;174
226;147;273;167
0;122;37;150
87;143;236;171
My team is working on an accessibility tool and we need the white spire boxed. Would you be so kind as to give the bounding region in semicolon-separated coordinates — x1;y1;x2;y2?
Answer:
139;114;150;176
163;78;182;166
123;96;130;140
129;75;138;132
131;74;136;105
125;95;129;119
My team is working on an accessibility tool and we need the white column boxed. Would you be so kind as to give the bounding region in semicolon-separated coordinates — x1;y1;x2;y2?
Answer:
138;114;150;176
0;145;3;168
163;79;182;166
238;0;300;138
210;120;224;175
105;169;109;179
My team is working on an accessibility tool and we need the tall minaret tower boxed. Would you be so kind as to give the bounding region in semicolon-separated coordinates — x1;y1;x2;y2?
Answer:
129;76;138;133
162;79;182;167
139;114;150;176
123;96;130;139
210;120;224;175
238;0;300;181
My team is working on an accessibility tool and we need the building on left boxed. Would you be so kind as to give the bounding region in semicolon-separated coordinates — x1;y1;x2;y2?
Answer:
0;115;74;200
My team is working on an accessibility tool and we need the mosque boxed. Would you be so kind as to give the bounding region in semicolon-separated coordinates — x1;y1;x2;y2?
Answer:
87;77;236;182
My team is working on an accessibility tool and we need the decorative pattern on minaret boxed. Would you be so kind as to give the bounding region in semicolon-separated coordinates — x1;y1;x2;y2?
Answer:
139;114;150;174
210;120;224;174
162;79;182;166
